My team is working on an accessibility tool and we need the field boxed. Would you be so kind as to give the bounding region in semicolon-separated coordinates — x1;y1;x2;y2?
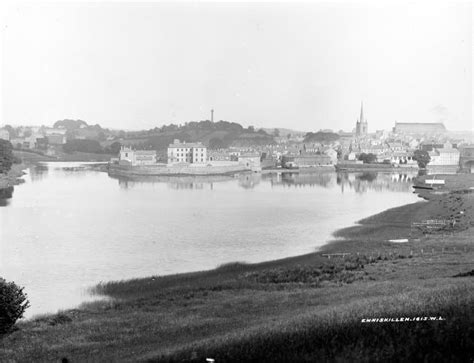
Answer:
0;174;473;361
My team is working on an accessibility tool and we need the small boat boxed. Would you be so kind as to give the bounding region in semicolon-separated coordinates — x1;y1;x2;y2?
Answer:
413;185;433;190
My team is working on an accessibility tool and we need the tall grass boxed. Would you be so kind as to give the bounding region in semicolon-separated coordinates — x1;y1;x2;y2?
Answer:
150;285;474;362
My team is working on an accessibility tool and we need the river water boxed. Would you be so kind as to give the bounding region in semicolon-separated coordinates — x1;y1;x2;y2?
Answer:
0;162;421;318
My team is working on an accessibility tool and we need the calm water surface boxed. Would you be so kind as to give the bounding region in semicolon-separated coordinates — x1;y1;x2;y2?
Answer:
0;163;421;318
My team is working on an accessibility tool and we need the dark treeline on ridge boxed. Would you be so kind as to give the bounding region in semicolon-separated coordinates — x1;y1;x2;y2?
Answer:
303;131;340;143
121;119;276;151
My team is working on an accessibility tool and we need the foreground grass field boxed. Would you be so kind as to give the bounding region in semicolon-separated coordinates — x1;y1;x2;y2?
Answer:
1;174;473;361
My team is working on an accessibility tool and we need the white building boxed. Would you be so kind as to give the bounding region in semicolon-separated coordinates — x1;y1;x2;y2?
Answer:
238;153;261;171
167;139;207;164
43;127;67;136
323;148;338;164
119;146;157;166
428;141;460;166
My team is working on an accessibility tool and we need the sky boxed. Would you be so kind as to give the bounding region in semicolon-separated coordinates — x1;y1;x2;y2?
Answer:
1;1;472;132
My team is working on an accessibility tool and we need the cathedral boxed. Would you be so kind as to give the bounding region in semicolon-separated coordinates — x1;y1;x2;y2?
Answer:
355;102;368;136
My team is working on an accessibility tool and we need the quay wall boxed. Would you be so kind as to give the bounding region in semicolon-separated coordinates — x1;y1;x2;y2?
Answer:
108;163;250;176
335;163;419;172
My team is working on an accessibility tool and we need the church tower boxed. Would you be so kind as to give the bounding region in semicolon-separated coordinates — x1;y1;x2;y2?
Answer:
356;102;368;136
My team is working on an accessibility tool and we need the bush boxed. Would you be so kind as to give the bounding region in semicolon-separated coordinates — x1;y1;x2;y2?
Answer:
0;139;14;173
0;278;30;334
62;139;103;154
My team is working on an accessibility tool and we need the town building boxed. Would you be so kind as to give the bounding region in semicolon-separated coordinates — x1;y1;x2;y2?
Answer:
167;139;207;164
119;146;157;166
208;150;231;161
323;148;338;164
355;102;368;137
427;141;460;166
377;152;417;167
386;141;405;152
47;134;67;145
282;153;332;168
43;127;67;136
393;122;446;136
459;145;474;173
238;153;262;171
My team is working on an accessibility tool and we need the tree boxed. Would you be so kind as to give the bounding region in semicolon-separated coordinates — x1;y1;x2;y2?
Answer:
63;139;103;154
209;137;226;149
358;153;377;164
413;150;431;169
273;128;280;137
104;141;122;155
110;141;122;154
3;125;18;139
304;131;340;144
0;140;14;173
0;278;30;334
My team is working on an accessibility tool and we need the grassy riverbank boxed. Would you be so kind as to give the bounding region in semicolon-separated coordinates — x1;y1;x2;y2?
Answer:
1;175;473;361
13;149;114;163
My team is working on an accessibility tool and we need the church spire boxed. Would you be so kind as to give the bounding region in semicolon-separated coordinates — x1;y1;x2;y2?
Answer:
359;101;364;123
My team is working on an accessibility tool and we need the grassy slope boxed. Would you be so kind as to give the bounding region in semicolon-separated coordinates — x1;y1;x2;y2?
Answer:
1;175;473;361
14;149;114;162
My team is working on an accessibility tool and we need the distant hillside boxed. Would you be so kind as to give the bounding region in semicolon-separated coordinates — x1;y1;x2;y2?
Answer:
121;120;276;150
303;131;340;143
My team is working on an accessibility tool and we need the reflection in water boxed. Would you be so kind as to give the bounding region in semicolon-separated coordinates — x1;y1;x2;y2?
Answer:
336;172;418;194
28;164;49;182
110;171;418;192
269;172;334;188
113;173;245;190
0;186;14;207
266;171;418;193
238;173;261;189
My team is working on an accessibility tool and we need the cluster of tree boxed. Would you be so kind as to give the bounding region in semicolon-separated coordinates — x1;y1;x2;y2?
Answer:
53;119;88;130
303;131;340;143
118;120;274;150
62;140;122;154
122;120;249;139
63;139;104;154
0;140;14;173
413;150;431;169
357;153;377;164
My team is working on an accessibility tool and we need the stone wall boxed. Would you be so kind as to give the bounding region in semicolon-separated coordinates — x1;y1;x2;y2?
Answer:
109;163;249;176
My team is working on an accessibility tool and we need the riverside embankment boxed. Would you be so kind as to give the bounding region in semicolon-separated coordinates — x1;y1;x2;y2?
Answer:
1;174;473;361
0;163;27;189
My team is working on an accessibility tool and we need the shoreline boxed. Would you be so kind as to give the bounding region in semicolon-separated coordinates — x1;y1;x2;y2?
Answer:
0;163;27;189
1;173;473;361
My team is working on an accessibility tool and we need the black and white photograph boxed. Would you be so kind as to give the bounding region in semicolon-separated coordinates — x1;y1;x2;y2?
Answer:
0;0;473;361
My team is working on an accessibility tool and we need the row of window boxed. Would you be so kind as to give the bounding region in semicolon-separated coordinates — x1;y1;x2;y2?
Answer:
173;148;205;152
